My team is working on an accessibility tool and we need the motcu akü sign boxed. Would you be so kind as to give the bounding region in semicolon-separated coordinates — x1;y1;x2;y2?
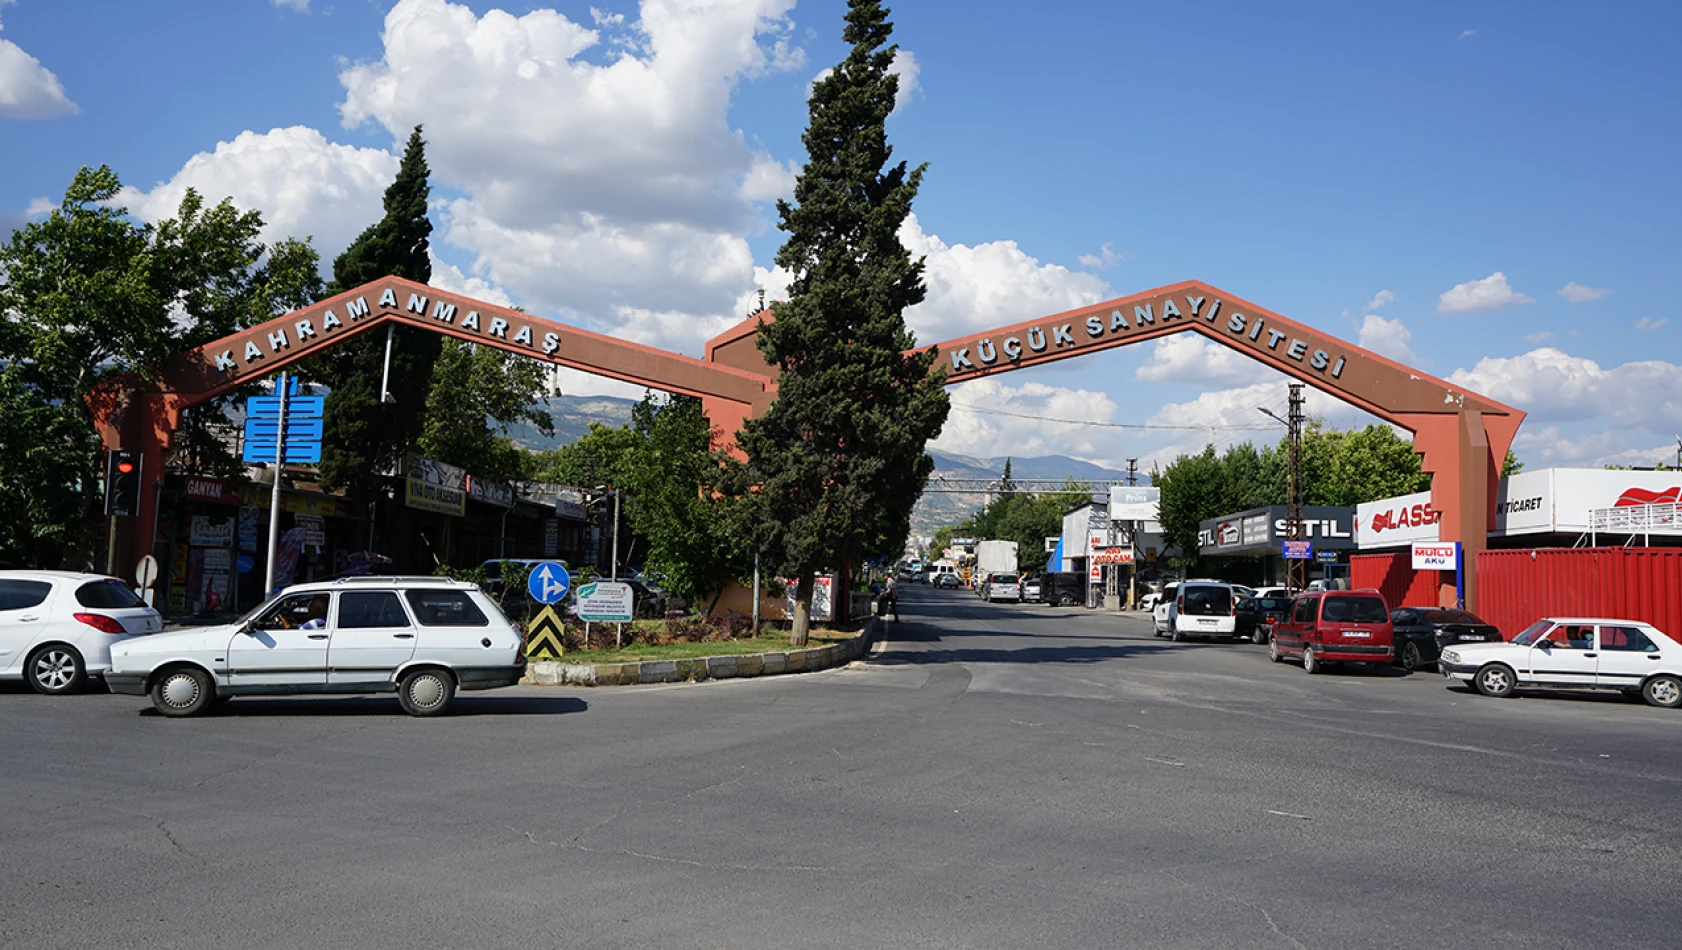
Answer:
1412;541;1459;570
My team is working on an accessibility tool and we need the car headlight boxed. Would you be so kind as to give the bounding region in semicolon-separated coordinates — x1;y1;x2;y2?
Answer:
1442;650;1458;663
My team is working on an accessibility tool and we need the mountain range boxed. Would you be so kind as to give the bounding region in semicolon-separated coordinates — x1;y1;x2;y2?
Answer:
513;394;1128;531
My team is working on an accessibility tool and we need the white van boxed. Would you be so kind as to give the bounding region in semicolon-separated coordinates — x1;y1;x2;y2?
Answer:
986;573;1021;603
1154;581;1238;641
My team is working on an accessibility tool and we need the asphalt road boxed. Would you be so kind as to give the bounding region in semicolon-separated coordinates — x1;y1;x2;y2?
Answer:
3;585;1679;949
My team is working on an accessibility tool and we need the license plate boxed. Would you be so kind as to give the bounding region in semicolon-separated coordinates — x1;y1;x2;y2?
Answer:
1198;619;1216;625
1343;630;1371;638
1458;635;1483;641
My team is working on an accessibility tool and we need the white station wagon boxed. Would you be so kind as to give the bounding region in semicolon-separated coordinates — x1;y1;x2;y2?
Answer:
1439;617;1682;708
106;576;526;717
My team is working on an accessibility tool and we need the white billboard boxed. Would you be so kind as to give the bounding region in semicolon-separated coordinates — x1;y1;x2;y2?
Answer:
1357;490;1440;549
1107;486;1159;521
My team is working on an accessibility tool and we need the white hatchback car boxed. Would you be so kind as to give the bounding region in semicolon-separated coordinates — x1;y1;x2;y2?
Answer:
106;576;526;717
1439;617;1682;708
0;571;163;694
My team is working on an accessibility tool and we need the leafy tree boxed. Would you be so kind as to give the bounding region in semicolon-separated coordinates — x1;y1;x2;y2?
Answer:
417;340;553;479
1502;449;1524;477
1152;446;1223;568
731;0;950;645
1308;423;1431;506
0;166;320;566
523;422;641;488
311;126;441;496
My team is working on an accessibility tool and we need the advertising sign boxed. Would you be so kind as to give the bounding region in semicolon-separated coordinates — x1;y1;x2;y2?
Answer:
785;575;835;621
1412;541;1460;570
1356;490;1441;549
296;513;326;548
466;475;515;508
405;478;467;516
237;506;260;552
1090;547;1134;564
189;515;235;548
199;548;231;612
577;581;634;623
1107;486;1160;521
1282;539;1313;560
543;519;559;556
554;489;587;521
184;476;229;502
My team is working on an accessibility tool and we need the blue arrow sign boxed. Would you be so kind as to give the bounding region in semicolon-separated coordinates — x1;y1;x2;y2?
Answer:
527;561;571;605
246;395;325;418
241;442;323;464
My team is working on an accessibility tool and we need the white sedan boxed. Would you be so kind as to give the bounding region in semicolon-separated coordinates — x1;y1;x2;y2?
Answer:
1439;617;1682;708
0;571;163;694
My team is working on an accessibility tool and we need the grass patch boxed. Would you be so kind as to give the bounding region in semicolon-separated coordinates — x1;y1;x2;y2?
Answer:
552;626;856;664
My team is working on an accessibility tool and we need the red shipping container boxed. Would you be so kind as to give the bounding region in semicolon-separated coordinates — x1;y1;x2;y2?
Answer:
1476;548;1682;641
1351;552;1450;611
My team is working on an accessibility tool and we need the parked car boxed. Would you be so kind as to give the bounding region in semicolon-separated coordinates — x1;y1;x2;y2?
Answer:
1268;590;1394;673
1149;583;1177;628
1042;572;1085;607
1252;586;1290;600
1154;581;1237;641
0;571;163;694
105;576;526;717
1439;618;1682;708
1390;607;1502;671
987;573;1021;603
1021;575;1042;602
934;572;962;589
1235;593;1293;644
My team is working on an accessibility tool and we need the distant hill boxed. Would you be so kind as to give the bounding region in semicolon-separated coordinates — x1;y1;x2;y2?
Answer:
512;394;1127;531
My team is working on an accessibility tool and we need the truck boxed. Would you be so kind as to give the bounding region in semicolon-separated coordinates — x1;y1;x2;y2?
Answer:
975;540;1020;588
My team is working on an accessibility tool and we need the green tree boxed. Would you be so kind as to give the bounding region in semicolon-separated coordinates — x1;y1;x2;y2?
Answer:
311;126;441;496
731;0;950;645
1309;423;1431;506
1152;446;1223;568
1501;449;1524;477
416;340;553;479
0;166;320;566
623;393;748;614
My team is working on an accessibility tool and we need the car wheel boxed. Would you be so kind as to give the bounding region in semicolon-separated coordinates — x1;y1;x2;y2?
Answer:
398;668;456;717
150;667;214;717
1473;663;1517;699
1641;674;1682;709
1251;627;1267;645
1057;594;1076;607
1398;641;1423;672
1302;647;1322;674
1268;636;1283;663
26;644;86;695
1170;625;1185;643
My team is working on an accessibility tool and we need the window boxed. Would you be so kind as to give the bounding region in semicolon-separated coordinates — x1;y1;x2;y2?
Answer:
1321;596;1387;624
337;591;411;629
1293;597;1317;623
1391;609;1418;624
75;579;145;609
255;594;328;631
1600;626;1659;653
0;580;53;611
1548;625;1592;650
404;590;489;627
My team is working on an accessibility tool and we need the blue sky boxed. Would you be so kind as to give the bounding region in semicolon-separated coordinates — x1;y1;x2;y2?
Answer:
4;0;1679;473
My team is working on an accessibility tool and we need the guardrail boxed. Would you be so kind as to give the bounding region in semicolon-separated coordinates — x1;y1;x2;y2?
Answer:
1588;502;1681;545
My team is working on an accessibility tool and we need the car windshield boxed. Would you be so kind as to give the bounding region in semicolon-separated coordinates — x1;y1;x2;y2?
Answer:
994;574;1018;585
1181;585;1232;615
1321;596;1387;624
1256;596;1291;611
1512;620;1553;645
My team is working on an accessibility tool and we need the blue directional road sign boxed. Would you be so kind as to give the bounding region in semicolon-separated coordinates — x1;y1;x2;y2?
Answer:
242;393;327;464
527;561;572;605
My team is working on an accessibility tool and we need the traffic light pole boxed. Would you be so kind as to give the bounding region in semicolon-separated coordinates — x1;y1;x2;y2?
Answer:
262;372;289;597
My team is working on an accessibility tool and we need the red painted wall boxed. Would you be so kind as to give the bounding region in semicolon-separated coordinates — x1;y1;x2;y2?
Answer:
1476;548;1682;641
1351;552;1449;611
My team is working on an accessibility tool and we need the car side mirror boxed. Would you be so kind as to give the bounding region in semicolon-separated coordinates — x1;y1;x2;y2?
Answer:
241;622;260;637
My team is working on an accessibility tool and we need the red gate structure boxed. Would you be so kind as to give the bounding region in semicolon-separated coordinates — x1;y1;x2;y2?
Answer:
92;277;1523;611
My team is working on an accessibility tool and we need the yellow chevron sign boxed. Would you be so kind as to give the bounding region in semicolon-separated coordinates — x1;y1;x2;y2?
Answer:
525;606;566;659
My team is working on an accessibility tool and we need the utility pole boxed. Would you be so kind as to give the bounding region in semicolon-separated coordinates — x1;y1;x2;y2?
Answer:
1125;458;1139;609
1125;458;1138;487
1284;383;1306;593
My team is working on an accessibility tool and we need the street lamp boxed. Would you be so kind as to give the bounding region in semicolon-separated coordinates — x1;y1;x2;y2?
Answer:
1258;406;1287;427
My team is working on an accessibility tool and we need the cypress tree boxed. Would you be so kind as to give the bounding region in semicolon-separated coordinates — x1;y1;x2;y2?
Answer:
313;126;442;496
733;0;949;645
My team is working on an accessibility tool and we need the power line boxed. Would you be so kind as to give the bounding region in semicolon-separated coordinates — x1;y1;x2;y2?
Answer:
947;401;1277;432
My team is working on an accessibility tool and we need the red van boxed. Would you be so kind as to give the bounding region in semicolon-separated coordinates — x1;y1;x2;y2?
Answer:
1268;589;1394;673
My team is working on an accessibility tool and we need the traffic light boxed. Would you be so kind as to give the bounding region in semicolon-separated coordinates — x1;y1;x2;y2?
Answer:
105;449;142;517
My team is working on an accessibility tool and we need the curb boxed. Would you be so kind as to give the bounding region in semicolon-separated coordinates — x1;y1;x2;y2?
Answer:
523;617;882;687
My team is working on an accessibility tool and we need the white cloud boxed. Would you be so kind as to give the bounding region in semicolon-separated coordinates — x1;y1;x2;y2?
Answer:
1450;347;1682;433
1076;242;1128;270
1437;271;1534;314
1137;380;1384;470
1509;426;1626;466
1134;333;1276;388
272;0;309;11
1523;330;1553;343
119;127;399;255
1356;313;1418;364
1558;281;1609;303
589;7;624;27
738;151;798;203
1364;289;1395;313
0;33;78;119
1458;28;1478;40
24;195;52;215
900;213;1111;345
935;377;1123;467
1636;316;1669;332
808;48;918;114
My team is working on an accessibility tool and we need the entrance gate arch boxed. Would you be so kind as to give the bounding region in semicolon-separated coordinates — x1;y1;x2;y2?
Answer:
88;276;774;575
705;280;1524;611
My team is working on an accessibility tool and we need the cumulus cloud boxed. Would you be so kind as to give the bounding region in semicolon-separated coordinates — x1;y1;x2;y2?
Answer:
935;377;1123;467
1077;242;1128;270
1357;313;1418;364
1450;347;1682;433
1558;281;1609;303
808;48;918;114
1523;330;1553;343
1635;316;1669;332
899;213;1112;344
0;26;79;119
1509;426;1628;466
118;126;398;254
1437;272;1534;314
1137;380;1384;470
272;0;310;11
1134;333;1276;389
1364;289;1395;312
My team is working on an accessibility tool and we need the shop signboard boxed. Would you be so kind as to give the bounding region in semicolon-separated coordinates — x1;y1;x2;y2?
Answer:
1091;547;1133;564
467;475;515;509
184;476;230;502
576;581;634;623
1282;539;1313;560
1412;542;1459;570
237;506;261;552
405;478;466;516
1199;506;1355;556
199;548;231;612
296;513;326;548
554;490;587;521
1357;490;1441;549
189;515;234;548
543;519;559;557
237;485;350;518
1107;487;1159;521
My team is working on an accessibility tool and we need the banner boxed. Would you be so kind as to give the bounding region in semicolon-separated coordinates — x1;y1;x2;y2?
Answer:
405;477;466;516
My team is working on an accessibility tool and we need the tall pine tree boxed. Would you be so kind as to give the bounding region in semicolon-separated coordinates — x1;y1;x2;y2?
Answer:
733;0;949;645
312;126;441;496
